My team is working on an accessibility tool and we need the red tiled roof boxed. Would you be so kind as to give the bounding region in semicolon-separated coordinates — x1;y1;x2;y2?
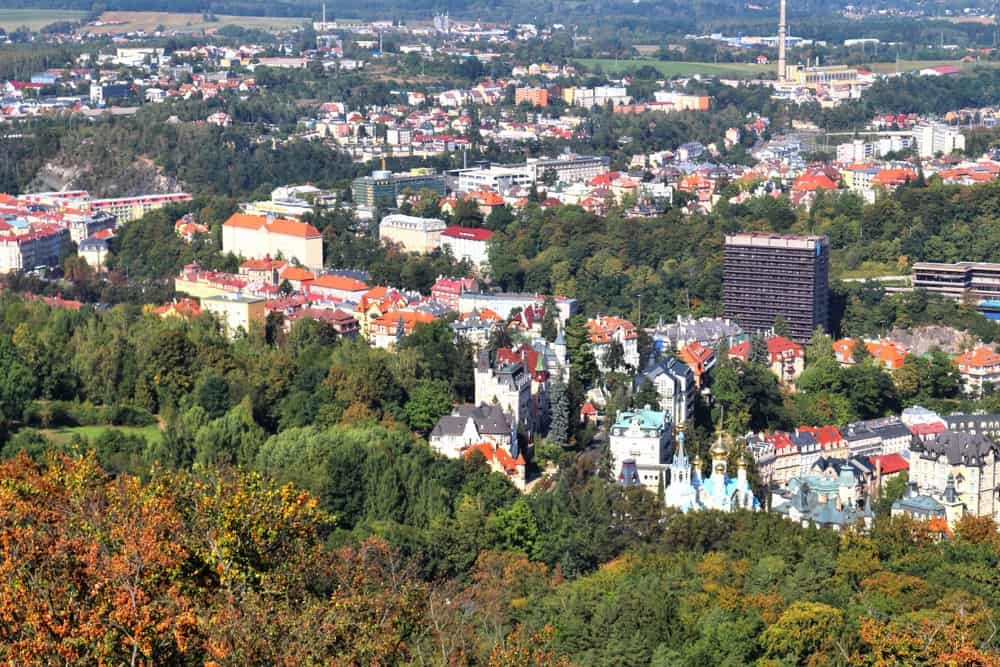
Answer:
441;226;493;242
870;453;909;475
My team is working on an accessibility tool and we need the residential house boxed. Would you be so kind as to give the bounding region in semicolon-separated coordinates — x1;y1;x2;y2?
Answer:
463;442;527;490
729;336;805;385
954;346;1000;396
202;293;267;339
429;404;517;459
309;274;371;302
609;406;672;493
910;431;1000;519
635;356;694;425
369;310;436;348
587;315;640;373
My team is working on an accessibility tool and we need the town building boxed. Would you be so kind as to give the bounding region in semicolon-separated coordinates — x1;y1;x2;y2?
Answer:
729;335;805;385
369;310;436;349
78;235;110;271
431;275;478;310
635;357;694;425
723;233;830;342
429;404;517;459
0;225;69;272
650;315;741;351
222;213;323;271
475;351;535;436
462;442;527;491
351;169;447;209
514;87;548;107
954;346;1000;397
909;431;1000;520
915;122;965;158
202;293;267;339
610;406;672;492
587;316;640;373
378;214;447;253
309;274;370;302
458;292;578;322
88;193;192;224
910;261;1000;302
439;226;493;270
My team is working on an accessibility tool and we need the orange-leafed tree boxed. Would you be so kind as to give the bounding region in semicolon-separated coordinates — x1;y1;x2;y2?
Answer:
0;454;197;666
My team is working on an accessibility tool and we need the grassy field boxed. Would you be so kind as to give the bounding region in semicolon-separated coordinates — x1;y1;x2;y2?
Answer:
573;58;773;79
0;9;86;31
40;424;163;445
82;11;308;34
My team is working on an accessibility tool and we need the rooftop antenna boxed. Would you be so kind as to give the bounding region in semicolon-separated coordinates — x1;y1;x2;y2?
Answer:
322;1;326;30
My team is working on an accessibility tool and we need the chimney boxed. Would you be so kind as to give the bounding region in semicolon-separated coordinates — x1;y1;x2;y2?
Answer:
778;0;787;82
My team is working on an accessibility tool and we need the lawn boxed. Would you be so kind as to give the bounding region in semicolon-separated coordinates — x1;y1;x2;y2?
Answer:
0;9;86;31
573;58;774;79
82;11;308;34
40;424;164;446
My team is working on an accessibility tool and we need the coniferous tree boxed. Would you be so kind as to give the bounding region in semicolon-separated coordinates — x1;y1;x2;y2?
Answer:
549;375;570;446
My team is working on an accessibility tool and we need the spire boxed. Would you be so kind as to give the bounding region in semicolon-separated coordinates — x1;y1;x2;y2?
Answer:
675;423;686;459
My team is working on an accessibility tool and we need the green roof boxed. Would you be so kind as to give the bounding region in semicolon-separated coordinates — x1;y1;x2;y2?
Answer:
614;408;666;431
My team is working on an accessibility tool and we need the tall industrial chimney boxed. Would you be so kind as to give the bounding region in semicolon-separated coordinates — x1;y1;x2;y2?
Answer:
778;0;787;82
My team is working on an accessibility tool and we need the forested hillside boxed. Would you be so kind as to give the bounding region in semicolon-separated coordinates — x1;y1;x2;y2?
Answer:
1;263;1000;663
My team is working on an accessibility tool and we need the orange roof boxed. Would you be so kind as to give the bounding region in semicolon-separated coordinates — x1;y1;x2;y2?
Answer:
223;213;320;239
872;168;916;187
463;442;525;471
865;340;907;369
371;310;436;333
833;338;856;358
792;172;838;191
680;341;715;374
470;191;504;206
280;266;315;282
462;307;503;322
586;316;637;344
955;346;1000;369
311;274;369;292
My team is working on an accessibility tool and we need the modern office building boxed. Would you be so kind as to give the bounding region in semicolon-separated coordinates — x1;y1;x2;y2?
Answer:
351;169;446;209
724;233;829;342
910;261;1000;302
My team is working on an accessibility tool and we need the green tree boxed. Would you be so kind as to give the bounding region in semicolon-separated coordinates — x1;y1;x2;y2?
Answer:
773;314;790;338
404;379;454;436
493;498;539;557
548;375;570;447
633;377;660;410
540;296;558;343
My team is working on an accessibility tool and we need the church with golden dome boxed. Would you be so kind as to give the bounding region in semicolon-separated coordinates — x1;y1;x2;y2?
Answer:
664;424;760;513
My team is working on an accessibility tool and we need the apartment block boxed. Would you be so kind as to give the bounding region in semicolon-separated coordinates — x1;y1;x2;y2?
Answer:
724;233;829;342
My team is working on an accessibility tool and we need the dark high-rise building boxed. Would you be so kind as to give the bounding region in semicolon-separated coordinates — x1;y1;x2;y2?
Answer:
724;233;829;342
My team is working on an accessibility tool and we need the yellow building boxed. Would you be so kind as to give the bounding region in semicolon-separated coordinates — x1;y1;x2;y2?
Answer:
378;214;447;254
784;65;859;89
202;293;267;339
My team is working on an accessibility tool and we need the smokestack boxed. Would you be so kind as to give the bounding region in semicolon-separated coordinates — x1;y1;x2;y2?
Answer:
778;0;787;82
